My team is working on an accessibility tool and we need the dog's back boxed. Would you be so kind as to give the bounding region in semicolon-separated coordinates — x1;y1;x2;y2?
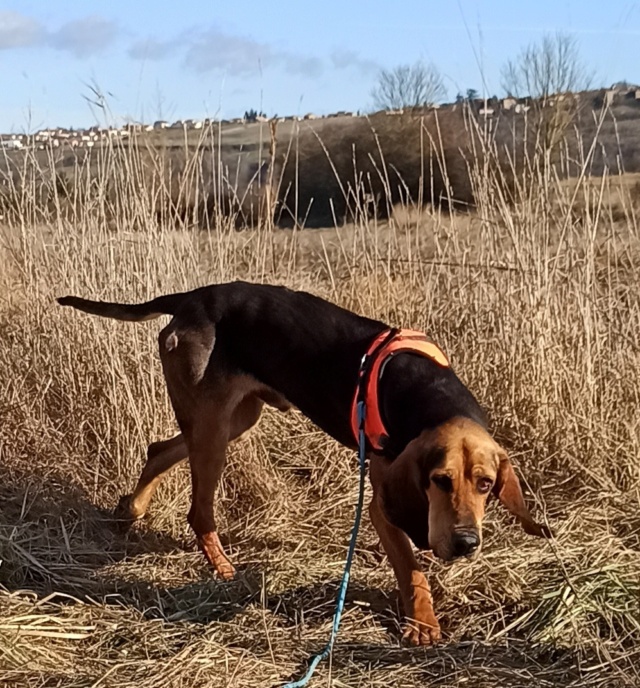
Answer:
59;281;386;445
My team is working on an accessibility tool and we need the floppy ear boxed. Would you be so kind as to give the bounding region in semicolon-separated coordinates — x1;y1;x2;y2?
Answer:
493;451;552;538
372;434;440;551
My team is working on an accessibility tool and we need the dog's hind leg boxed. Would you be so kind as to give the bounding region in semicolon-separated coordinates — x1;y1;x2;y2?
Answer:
186;393;267;579
116;394;266;529
183;401;237;579
115;434;188;527
156;317;272;579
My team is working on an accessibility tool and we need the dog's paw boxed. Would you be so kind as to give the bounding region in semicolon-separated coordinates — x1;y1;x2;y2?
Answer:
402;619;442;646
213;558;237;581
113;494;142;531
198;532;237;580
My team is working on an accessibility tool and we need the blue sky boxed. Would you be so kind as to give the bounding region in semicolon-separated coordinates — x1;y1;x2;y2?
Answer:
1;1;639;132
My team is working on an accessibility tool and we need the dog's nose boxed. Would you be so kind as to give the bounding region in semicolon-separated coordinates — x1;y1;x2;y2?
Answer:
452;529;480;558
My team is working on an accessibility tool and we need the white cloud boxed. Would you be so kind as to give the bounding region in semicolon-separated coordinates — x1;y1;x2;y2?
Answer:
0;11;44;50
286;55;323;78
1;12;333;81
331;49;379;76
185;28;271;75
0;12;118;57
183;27;324;78
128;37;181;61
48;16;119;58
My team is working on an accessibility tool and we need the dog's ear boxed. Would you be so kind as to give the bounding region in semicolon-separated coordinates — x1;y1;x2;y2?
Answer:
374;434;440;550
493;451;551;538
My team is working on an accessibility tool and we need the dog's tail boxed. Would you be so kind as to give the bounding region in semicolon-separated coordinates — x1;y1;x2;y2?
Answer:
57;293;183;322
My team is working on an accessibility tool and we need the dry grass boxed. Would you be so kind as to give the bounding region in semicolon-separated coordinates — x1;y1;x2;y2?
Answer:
0;111;479;232
275;111;476;227
1;124;639;688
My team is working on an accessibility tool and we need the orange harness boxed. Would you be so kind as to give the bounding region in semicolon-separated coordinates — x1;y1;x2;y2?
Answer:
350;328;450;453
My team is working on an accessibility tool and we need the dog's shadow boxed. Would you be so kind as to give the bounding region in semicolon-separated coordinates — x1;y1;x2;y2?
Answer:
0;474;185;594
0;475;603;686
0;473;400;631
279;638;587;688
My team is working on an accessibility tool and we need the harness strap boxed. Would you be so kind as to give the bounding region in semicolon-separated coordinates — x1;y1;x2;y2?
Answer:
350;328;450;453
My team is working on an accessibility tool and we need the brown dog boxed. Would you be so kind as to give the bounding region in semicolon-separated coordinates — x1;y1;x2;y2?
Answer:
58;281;550;645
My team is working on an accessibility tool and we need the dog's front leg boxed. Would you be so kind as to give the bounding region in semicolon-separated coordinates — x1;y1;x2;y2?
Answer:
369;496;441;645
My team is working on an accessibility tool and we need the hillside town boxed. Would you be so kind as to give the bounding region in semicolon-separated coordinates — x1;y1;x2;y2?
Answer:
1;84;639;152
0;112;359;151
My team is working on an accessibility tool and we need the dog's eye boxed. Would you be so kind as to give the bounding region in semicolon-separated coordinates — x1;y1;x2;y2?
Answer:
432;475;453;493
477;478;493;494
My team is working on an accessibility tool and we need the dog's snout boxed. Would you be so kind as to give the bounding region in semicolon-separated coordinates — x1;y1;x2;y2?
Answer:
452;529;480;558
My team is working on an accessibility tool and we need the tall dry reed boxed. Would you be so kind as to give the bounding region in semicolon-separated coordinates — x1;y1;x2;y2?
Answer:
0;116;639;687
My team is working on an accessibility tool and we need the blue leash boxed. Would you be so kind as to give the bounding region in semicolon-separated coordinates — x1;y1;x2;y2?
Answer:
282;400;368;688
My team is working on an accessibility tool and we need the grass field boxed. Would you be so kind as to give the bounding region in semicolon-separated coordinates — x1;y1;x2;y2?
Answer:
1;125;639;687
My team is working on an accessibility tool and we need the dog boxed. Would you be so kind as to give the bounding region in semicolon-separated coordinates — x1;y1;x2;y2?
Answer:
58;281;550;645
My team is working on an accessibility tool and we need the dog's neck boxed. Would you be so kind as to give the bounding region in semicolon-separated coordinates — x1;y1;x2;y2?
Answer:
378;352;487;458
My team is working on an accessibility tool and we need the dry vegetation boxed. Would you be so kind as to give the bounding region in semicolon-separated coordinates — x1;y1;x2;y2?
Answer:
276;111;476;227
1;118;640;688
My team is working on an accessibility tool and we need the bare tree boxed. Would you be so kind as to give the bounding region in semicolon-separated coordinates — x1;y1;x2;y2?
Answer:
501;32;592;100
501;32;594;163
372;61;446;111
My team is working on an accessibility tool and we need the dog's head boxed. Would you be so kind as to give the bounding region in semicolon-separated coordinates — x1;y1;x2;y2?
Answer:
374;417;550;561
